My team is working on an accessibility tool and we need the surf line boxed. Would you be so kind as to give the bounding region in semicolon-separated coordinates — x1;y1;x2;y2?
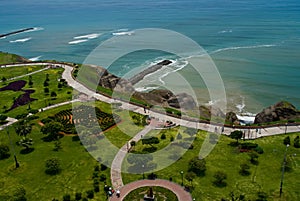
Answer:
0;28;34;38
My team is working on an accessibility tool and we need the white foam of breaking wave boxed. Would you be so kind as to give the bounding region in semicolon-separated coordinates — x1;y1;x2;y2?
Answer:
74;33;101;40
112;31;134;36
25;27;44;33
68;39;88;44
29;55;42;61
218;29;232;34
236;96;245;113
135;86;159;92
158;59;188;85
9;37;32;43
236;115;255;125
211;44;277;54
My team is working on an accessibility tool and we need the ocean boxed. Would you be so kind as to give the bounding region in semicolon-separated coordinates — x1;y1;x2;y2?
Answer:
0;0;299;114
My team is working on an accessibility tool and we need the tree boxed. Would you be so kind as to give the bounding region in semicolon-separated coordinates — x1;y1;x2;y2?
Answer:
185;128;198;136
161;133;166;140
45;73;50;82
63;194;71;201
18;137;33;151
130;140;136;147
283;136;290;145
14;121;32;137
57;82;62;89
13;185;26;201
45;157;61;175
185;171;196;186
50;91;57;98
294;136;300;148
28;75;33;87
0;114;7;122
43;81;49;87
230;130;243;143
1;76;7;82
44;87;49;94
41;121;63;140
188;157;206;176
213;171;227;187
0;144;10;160
142;137;160;147
239;163;251;176
249;152;259;165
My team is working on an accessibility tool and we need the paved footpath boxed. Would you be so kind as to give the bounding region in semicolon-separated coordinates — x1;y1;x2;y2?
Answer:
111;125;154;190
109;179;193;201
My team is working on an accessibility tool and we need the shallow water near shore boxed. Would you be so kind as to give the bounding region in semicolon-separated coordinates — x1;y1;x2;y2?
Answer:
0;0;299;114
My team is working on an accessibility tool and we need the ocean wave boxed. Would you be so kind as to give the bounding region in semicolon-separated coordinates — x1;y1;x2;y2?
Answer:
211;44;277;54
25;27;44;33
9;37;32;43
112;31;134;36
29;55;42;61
218;29;232;34
135;86;159;92
74;33;101;40
68;39;88;44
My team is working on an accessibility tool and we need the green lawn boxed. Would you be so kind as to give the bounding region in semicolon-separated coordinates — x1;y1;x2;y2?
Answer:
0;65;45;81
0;67;73;118
122;130;300;201
0;52;27;65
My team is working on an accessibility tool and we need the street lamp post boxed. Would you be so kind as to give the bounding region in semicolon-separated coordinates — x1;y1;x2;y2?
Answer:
142;165;145;179
285;123;288;135
180;171;184;186
6;127;19;168
280;144;289;197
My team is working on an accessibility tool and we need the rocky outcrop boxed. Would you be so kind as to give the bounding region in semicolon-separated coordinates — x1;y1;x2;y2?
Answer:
96;66;135;94
199;105;225;121
129;60;172;85
254;101;300;124
225;111;239;125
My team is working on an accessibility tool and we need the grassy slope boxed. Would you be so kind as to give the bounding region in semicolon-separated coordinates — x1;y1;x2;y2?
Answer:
0;52;28;65
0;65;44;80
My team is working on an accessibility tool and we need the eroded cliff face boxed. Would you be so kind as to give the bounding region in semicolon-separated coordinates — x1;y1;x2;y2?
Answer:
254;101;300;124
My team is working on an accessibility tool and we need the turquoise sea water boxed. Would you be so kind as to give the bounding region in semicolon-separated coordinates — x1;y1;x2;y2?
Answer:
0;0;299;113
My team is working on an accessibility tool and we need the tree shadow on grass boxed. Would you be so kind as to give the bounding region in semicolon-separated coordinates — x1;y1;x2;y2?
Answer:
213;181;227;188
20;148;34;154
228;142;239;147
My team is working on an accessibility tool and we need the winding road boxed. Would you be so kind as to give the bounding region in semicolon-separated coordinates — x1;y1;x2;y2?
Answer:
1;62;300;201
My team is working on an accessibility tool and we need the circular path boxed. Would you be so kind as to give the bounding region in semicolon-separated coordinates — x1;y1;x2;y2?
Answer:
109;179;192;201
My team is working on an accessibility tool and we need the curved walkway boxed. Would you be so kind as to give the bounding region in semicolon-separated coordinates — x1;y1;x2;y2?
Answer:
109;179;193;201
111;125;154;189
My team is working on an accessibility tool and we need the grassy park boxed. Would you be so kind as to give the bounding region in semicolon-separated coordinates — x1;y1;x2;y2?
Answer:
0;55;299;201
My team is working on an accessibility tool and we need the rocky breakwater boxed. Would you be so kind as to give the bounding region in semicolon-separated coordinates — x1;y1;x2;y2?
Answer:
128;60;172;85
254;101;300;124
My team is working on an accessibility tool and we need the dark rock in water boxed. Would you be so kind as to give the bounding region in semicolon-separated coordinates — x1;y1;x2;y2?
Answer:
254;101;300;124
129;60;172;85
225;111;239;125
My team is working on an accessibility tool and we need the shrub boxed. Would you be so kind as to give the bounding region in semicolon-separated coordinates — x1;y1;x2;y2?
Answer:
213;171;227;187
94;165;100;172
239;163;251;176
100;163;108;171
161;133;166;140
188;157;206;176
86;190;94;199
75;192;82;200
45;158;61;175
0;114;7;121
99;174;107;182
254;146;264;154
283;136;290;145
63;194;71;201
15;113;28;119
0;144;10;160
294;136;300;148
44;87;49;94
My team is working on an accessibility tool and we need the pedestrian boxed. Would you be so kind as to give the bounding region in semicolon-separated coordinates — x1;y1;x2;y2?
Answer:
116;190;120;198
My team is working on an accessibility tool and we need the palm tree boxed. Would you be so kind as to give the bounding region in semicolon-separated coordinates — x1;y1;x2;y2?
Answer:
19;137;33;150
14;120;32;137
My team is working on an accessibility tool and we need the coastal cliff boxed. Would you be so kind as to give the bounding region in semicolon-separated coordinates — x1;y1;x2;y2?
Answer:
254;101;300;124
